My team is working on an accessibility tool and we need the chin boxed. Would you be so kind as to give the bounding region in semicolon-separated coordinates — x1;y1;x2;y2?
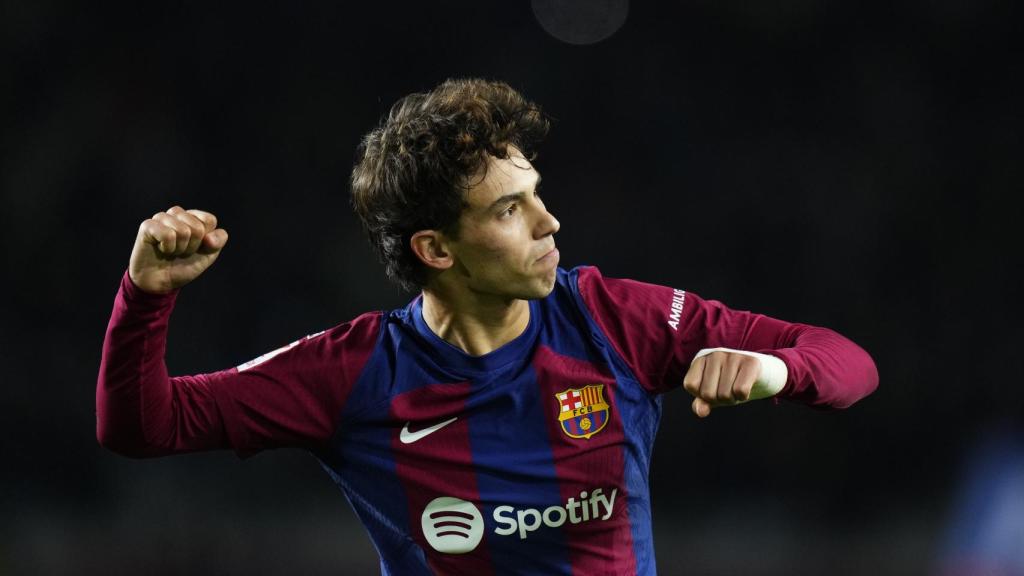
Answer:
523;274;558;300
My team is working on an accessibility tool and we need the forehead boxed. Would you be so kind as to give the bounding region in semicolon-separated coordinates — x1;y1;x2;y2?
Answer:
464;148;538;206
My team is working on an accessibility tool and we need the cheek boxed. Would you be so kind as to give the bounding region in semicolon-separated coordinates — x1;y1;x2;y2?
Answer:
469;224;522;256
463;227;530;271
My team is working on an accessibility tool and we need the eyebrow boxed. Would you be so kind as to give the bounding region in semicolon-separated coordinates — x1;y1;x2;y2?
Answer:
487;174;542;211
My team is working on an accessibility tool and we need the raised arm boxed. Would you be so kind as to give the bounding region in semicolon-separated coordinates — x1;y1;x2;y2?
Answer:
96;206;230;456
97;207;373;458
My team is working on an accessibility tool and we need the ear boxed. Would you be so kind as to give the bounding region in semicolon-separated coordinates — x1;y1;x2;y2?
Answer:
409;230;454;271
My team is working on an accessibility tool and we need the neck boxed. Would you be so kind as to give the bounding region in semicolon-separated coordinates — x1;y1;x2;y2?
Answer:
420;285;530;357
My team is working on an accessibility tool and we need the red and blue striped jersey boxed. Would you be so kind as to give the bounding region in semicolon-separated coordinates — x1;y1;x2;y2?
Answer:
97;265;878;575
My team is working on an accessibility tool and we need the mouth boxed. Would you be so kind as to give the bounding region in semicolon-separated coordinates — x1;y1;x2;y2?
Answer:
536;247;560;266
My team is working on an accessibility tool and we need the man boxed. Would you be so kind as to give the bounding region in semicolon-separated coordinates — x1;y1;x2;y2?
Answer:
97;78;878;574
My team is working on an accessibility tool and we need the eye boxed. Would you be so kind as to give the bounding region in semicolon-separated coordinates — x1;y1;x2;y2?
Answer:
502;203;518;217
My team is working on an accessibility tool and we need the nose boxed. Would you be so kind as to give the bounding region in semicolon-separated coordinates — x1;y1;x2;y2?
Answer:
535;205;560;239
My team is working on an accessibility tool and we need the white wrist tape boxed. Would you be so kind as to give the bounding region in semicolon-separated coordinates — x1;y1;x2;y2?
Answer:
693;347;788;400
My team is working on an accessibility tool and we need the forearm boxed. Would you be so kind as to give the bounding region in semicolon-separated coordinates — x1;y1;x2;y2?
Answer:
759;321;879;409
96;271;227;457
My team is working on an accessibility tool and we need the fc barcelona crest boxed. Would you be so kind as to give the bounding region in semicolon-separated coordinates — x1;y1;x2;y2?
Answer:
555;384;610;439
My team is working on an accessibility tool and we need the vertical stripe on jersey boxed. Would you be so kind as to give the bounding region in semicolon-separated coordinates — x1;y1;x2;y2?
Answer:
391;382;494;575
468;362;573;575
533;345;638;575
327;388;431;576
565;267;663;572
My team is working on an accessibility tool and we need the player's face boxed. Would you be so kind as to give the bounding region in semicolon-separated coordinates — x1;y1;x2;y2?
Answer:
446;148;560;300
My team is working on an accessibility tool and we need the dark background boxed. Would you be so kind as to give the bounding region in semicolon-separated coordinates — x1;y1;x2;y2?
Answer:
3;1;1022;574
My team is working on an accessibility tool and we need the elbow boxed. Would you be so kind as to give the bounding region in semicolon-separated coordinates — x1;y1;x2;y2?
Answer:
864;353;880;397
96;420;133;456
96;398;133;456
96;418;158;459
849;344;880;403
832;347;879;409
860;351;880;401
96;385;161;458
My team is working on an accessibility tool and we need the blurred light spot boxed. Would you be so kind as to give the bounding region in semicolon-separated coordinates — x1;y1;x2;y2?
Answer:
531;0;629;45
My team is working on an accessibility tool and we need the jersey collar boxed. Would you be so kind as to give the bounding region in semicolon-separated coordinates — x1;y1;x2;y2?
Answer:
408;295;541;373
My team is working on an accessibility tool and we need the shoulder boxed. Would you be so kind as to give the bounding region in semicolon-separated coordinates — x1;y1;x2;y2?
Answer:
547;265;598;315
319;309;385;350
552;265;606;300
558;265;670;296
285;311;386;363
326;310;386;339
558;265;682;321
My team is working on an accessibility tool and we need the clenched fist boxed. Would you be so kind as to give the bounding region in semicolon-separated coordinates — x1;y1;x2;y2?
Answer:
128;206;228;294
682;348;788;418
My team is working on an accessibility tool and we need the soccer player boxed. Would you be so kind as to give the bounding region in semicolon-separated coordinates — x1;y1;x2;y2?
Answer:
97;78;879;575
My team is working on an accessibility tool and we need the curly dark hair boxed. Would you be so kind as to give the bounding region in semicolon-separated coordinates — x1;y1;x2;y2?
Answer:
350;78;550;292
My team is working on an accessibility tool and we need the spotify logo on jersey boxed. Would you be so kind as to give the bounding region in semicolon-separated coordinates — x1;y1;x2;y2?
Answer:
421;488;619;554
420;497;484;554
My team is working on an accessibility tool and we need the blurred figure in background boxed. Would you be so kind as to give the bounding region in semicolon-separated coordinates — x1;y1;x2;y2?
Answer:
935;421;1024;576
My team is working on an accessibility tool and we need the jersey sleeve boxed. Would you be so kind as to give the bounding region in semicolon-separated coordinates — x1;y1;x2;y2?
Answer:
572;266;878;408
96;270;380;458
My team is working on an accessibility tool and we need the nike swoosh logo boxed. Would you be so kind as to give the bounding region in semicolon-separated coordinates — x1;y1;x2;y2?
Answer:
400;417;458;444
